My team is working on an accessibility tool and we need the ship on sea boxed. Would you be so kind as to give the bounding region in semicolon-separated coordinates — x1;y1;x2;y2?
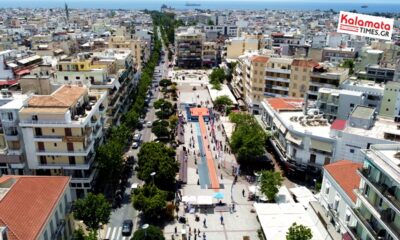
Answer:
185;2;201;7
361;4;368;8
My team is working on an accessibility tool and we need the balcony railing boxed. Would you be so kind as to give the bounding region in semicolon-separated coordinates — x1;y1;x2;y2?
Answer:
352;207;379;239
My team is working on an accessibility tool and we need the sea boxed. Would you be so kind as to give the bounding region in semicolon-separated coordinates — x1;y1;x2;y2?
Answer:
0;1;399;13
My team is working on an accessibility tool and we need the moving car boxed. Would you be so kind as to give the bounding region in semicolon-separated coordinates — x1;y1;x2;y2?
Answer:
122;220;133;236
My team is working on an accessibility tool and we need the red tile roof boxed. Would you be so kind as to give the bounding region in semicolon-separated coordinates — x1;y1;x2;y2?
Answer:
324;160;362;203
265;98;304;111
0;176;70;240
292;59;319;68
251;56;269;63
330;119;347;131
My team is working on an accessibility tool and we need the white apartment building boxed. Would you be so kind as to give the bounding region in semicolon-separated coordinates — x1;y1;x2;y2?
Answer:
319;160;362;236
19;85;108;199
351;144;400;240
0;90;30;176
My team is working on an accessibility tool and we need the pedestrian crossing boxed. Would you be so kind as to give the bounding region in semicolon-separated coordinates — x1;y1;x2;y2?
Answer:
103;226;131;240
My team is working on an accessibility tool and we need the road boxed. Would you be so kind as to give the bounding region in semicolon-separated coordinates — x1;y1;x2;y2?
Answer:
102;27;170;240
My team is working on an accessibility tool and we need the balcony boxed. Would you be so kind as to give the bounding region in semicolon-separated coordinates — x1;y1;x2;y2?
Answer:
352;207;380;239
271;85;289;92
38;154;95;170
64;135;85;142
36;141;94;157
51;220;66;240
266;68;291;74
33;135;64;142
358;168;400;214
265;76;290;83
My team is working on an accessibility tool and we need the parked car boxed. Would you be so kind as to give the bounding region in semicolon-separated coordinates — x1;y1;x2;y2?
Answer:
132;142;139;149
122;220;133;236
133;133;141;142
146;121;152;128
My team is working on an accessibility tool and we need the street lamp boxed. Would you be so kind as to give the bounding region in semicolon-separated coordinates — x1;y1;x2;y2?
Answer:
142;223;149;238
254;172;261;203
150;172;156;184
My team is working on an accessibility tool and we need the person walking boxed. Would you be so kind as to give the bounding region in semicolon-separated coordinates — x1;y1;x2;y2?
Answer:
174;226;178;235
242;189;245;197
220;215;224;225
203;218;207;227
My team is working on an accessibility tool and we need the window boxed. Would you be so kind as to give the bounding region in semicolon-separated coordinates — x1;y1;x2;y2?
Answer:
310;154;316;164
345;209;351;222
350;149;355;153
80;64;84;69
76;76;80;80
64;76;68;81
52;128;55;133
350;103;354;108
40;156;46;164
334;196;340;210
7;112;13;121
32;115;38;121
325;183;330;194
324;157;330;165
69;156;76;165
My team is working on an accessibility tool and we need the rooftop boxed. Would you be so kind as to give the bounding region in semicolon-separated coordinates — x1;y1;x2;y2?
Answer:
324;160;362;203
0;176;69;240
292;59;319;68
27;85;87;108
350;106;375;120
250;56;269;63
366;145;400;183
264;98;304;112
278;111;332;138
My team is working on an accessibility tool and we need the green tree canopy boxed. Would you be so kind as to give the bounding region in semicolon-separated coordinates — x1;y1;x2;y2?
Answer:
340;59;354;74
152;120;170;139
73;193;111;231
132;184;168;223
214;95;233;110
154;99;174;119
132;225;165;240
209;68;226;90
229;113;270;166
286;223;313;240
259;170;283;202
137;142;178;190
159;79;172;87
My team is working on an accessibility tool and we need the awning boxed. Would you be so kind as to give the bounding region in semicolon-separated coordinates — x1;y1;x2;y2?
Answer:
16;69;30;76
196;196;213;205
182;195;197;203
310;139;332;153
272;117;286;134
285;132;302;146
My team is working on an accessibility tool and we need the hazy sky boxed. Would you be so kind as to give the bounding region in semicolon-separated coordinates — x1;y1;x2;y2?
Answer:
1;0;400;2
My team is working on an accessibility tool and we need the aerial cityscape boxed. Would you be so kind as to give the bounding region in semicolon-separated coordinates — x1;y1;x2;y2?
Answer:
0;1;399;240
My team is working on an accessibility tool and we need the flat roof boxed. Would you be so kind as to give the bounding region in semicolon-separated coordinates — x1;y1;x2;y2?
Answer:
350;106;375;120
27;85;87;108
254;202;325;240
0;98;24;110
344;117;400;140
278;111;332;138
207;84;238;105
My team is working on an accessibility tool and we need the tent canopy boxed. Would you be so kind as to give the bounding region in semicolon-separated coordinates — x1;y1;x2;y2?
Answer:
197;196;213;205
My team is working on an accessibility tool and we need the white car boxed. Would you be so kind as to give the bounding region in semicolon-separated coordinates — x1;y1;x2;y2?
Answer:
146;121;152;128
132;142;139;149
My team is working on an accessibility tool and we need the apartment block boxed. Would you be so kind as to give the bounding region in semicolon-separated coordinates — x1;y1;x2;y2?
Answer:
316;88;365;121
175;27;205;68
319;160;361;236
55;50;135;127
0;91;30;176
307;65;349;100
351;144;400;240
0;175;73;240
108;35;150;70
202;41;218;68
270;32;308;57
19;85;108;199
358;65;395;84
321;47;357;63
340;79;384;110
225;33;267;59
289;59;319;98
379;81;400;121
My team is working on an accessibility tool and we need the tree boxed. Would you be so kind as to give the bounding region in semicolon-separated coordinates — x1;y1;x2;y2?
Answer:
207;19;214;25
132;225;165;240
286;223;313;240
214;95;233;111
159;79;172;87
209;68;226;89
154;99;174;119
259;170;283;202
340;59;354;74
124;109;140;129
72;227;85;240
73;193;111;231
152;120;170;139
169;115;179;128
137;142;178;190
229;113;270;166
132;184;168;223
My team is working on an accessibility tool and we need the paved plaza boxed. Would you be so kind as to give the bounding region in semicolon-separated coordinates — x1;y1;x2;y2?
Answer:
163;81;261;240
